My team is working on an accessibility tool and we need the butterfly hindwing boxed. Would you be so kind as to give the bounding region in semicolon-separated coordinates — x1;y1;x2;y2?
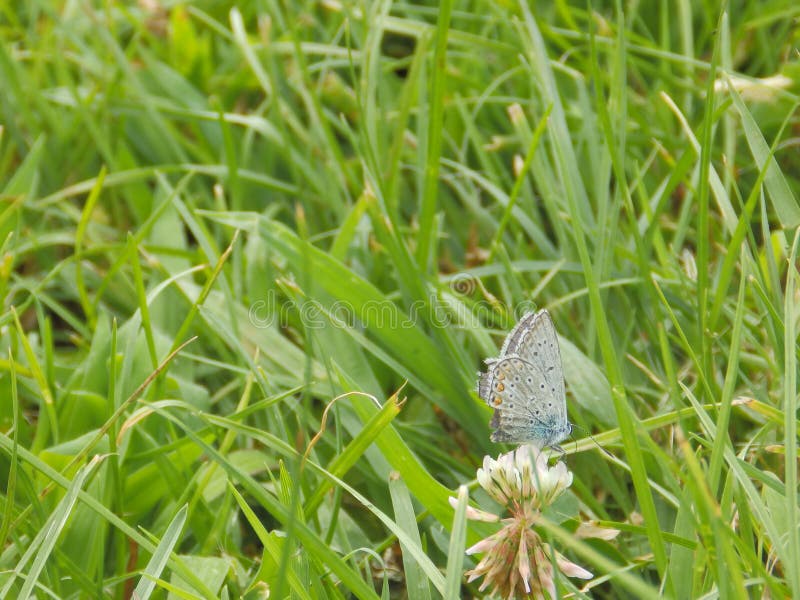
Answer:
479;356;550;411
490;407;564;444
477;358;498;401
480;355;568;444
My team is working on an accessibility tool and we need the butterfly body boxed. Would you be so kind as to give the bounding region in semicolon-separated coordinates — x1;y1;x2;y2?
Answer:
477;310;572;450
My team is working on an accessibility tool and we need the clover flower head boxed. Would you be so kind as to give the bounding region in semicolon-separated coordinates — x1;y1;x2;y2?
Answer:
477;444;573;514
452;444;591;599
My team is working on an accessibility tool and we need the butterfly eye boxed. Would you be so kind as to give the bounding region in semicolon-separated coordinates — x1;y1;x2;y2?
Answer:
540;383;545;390
527;377;532;383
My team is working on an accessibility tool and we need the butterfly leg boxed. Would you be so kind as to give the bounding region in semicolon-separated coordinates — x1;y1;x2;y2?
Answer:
550;444;567;461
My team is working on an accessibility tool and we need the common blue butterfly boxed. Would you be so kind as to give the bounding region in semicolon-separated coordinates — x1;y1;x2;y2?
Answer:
477;310;572;450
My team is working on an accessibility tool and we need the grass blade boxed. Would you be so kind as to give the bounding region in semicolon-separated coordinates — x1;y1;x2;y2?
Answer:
132;505;188;600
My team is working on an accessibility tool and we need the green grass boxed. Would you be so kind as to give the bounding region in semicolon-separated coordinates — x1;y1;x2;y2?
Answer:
1;1;799;598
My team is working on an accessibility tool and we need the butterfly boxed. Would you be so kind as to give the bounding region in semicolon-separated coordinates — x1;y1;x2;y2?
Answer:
477;309;572;451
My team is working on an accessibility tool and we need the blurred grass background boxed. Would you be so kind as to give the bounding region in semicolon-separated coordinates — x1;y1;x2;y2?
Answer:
1;1;799;598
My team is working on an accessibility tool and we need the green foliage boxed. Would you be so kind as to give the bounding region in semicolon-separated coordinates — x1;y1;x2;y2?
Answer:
1;0;799;597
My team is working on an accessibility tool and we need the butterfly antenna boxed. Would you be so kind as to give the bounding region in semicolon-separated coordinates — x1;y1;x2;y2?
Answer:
571;424;614;458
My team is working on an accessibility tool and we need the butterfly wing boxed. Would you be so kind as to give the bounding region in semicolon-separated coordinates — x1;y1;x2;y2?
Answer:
499;310;567;426
479;355;567;445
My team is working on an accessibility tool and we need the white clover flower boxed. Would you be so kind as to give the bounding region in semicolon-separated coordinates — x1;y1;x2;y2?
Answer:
451;444;591;599
477;444;573;514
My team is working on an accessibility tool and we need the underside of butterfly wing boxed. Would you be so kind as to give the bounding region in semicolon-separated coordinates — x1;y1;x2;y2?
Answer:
499;310;566;422
476;358;498;401
479;310;572;448
479;355;571;447
490;408;572;447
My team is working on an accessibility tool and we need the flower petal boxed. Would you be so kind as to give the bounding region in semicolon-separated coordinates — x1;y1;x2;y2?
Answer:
517;531;531;593
556;555;593;579
465;538;496;555
467;505;501;522
575;522;620;540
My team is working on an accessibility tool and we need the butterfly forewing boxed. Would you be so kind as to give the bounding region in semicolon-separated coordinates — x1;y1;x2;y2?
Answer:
500;310;566;419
